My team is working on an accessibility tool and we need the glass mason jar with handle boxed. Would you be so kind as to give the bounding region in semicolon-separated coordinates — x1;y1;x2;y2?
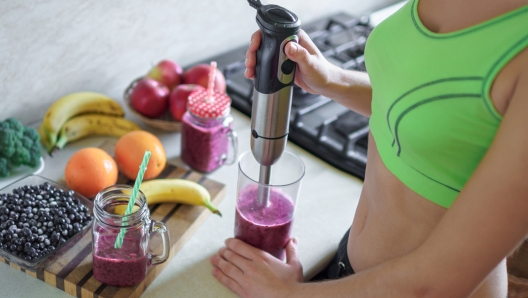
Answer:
181;86;238;173
92;185;170;287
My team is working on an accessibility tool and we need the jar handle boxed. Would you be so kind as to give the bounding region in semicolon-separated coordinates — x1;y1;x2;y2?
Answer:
223;129;238;165
149;220;170;266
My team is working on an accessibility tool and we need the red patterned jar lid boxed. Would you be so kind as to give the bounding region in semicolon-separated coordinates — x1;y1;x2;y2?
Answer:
187;90;231;119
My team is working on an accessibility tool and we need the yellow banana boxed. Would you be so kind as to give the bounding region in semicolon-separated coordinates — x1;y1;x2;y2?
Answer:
38;124;54;154
54;114;140;150
116;179;221;216
43;92;125;145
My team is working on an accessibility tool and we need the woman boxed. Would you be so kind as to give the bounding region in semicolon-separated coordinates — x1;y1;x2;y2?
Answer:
211;0;528;296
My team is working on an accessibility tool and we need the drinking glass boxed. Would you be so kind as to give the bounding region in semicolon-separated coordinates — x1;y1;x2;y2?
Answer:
234;151;304;260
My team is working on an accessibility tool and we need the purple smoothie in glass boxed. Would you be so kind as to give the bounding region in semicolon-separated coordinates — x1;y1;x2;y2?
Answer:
93;234;148;287
235;186;294;260
181;112;231;172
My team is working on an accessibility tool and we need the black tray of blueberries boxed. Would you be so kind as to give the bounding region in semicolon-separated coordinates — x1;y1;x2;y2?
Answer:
0;175;93;271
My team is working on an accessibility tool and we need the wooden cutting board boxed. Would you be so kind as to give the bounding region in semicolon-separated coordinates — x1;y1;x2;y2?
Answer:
0;141;226;298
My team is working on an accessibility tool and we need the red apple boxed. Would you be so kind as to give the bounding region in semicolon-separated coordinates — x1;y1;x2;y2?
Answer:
184;64;226;93
145;59;184;90
130;78;170;118
169;84;205;121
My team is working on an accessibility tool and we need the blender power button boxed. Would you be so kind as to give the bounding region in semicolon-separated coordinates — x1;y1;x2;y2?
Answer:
281;59;295;75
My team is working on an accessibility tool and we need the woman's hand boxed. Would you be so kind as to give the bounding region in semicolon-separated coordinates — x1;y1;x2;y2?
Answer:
210;238;303;298
245;29;335;95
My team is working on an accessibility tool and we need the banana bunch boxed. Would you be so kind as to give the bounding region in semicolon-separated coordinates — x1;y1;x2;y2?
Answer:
116;179;221;216
40;91;140;153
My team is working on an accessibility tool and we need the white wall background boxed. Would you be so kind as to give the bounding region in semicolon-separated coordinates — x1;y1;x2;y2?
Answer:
0;0;397;124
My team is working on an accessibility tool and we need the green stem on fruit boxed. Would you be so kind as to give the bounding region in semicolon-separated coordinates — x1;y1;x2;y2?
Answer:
54;134;68;152
205;201;222;217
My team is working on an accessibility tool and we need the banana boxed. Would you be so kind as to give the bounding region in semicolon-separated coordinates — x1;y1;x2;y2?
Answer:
43;92;125;145
116;179;221;216
38;124;54;154
54;114;140;150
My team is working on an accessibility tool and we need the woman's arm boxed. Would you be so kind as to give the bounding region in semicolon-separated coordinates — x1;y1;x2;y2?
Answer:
244;29;373;117
212;66;528;298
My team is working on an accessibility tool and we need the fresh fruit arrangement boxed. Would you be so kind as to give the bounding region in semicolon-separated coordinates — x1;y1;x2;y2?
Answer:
0;182;92;262
0;118;42;178
39;91;140;154
127;59;227;126
60;130;220;215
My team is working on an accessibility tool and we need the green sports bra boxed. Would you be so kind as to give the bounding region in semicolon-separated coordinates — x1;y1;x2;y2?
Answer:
366;0;528;208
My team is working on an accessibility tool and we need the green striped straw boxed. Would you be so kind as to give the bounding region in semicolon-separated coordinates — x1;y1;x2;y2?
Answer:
114;150;151;249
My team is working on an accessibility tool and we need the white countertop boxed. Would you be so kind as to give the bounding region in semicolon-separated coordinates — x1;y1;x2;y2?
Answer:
0;109;363;298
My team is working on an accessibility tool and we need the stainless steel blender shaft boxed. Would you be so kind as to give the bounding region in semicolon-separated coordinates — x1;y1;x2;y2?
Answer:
251;87;293;205
258;165;271;206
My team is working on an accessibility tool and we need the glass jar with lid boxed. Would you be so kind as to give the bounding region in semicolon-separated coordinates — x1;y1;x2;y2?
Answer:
181;89;238;172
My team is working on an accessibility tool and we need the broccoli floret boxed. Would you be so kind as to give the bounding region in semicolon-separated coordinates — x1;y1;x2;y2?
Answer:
20;136;34;149
27;146;41;168
4;118;24;139
11;145;30;167
0;157;10;178
0;128;17;158
23;127;40;143
0;118;42;174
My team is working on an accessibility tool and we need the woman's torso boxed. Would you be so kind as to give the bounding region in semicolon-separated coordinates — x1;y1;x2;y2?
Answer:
347;0;528;297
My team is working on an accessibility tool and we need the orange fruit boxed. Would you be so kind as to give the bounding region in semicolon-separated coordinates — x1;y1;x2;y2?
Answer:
65;148;118;198
114;131;166;181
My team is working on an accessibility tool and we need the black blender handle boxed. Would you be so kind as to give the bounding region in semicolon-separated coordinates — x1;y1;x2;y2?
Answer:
254;23;298;94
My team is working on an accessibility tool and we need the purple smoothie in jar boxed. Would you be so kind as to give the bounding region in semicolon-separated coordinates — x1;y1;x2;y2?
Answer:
181;112;232;172
92;233;148;287
235;186;294;260
180;86;237;173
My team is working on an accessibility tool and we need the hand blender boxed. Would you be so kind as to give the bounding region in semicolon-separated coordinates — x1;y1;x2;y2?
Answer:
247;0;301;205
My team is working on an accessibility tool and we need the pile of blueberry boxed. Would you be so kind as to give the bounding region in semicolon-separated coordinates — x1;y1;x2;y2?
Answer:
0;182;92;262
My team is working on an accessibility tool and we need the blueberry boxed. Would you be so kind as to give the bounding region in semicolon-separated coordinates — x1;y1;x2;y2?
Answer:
26;247;35;256
37;229;43;235
9;244;16;251
22;227;31;237
50;233;59;242
44;239;50;246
